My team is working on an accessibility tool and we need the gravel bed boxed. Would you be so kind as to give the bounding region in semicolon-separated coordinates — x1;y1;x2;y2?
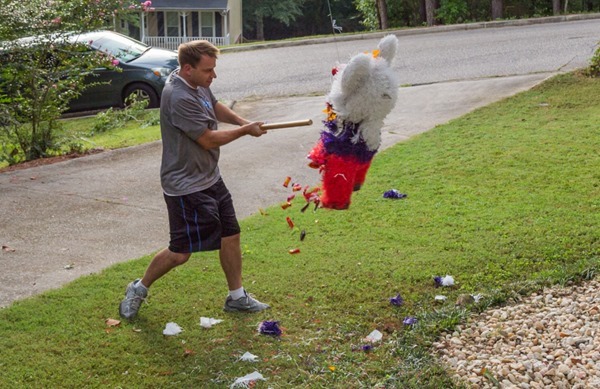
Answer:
433;279;600;388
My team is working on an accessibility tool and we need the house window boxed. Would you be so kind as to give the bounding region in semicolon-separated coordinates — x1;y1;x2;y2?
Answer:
191;13;199;37
201;12;214;37
157;12;164;36
166;11;180;37
215;14;222;37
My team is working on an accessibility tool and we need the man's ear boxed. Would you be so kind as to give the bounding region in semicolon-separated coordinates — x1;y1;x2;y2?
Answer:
178;63;189;76
341;54;371;95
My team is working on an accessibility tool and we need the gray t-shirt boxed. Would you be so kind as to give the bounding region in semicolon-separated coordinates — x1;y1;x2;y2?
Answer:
160;74;220;196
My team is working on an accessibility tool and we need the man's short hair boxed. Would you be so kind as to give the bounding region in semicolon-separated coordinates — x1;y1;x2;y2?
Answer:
178;40;219;68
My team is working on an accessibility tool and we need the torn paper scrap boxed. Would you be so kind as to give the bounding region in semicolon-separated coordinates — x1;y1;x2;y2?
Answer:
239;351;259;362
434;275;455;287
365;329;383;343
200;317;223;328
163;322;183;336
230;371;265;388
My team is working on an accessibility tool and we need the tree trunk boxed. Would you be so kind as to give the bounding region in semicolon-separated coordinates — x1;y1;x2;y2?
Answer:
491;0;503;20
255;15;264;41
425;0;436;26
375;0;389;30
553;0;561;15
419;0;427;25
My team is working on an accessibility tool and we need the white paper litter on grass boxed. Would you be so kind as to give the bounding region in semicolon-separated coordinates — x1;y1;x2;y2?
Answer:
472;294;483;303
365;329;383;343
162;322;182;336
200;317;223;328
441;275;455;286
239;351;259;362
435;295;447;301
230;371;265;388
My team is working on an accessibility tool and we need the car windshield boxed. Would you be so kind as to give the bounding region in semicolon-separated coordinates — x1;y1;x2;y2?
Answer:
82;33;149;62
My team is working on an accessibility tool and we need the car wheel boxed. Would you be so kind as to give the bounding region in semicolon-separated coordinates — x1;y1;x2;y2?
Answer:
122;83;159;108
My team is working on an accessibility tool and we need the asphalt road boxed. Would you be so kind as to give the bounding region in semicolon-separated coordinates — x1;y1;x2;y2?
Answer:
213;17;600;101
0;16;599;308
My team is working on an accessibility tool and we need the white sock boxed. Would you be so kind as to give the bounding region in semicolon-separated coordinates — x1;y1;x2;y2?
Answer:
135;280;148;290
229;287;245;300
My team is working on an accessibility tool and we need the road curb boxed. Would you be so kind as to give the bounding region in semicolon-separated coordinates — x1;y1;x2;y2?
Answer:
221;13;600;53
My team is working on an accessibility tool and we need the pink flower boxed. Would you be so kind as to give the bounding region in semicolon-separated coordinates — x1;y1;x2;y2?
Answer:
111;59;120;66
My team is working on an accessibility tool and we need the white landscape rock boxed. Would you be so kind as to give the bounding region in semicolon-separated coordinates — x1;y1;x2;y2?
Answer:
433;279;600;388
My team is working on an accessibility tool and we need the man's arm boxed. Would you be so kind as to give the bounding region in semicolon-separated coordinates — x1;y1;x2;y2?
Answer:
196;102;265;149
214;101;249;126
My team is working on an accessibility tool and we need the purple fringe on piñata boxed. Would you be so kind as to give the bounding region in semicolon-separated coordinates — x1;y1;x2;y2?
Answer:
321;119;377;163
257;320;282;336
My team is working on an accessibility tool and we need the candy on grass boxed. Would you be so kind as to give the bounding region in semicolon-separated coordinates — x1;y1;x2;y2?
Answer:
389;293;404;307
257;321;282;336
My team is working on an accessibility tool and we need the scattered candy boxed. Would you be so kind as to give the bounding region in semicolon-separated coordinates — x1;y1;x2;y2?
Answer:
403;316;418;326
257;321;282;336
289;248;300;254
281;202;292;210
361;344;373;352
292;183;302;191
287;194;296;202
283;176;291;187
389;293;404;307
300;230;306;241
383;189;407;199
286;216;295;229
301;203;310;213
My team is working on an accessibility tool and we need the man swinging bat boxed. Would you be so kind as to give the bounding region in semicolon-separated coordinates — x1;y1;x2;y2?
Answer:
119;40;278;319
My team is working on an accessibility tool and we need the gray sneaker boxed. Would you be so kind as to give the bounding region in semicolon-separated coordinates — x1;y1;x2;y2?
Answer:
224;291;270;313
119;279;148;319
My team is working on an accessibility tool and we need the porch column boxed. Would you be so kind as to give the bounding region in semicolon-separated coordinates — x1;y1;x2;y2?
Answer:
140;11;146;44
181;12;188;40
220;9;229;45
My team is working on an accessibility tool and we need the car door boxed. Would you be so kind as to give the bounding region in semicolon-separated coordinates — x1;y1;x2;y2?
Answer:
69;65;127;112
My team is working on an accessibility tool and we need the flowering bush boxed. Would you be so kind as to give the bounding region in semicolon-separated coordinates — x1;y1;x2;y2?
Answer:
0;0;153;162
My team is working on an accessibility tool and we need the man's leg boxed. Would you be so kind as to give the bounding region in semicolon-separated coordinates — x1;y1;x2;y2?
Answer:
220;233;269;312
119;248;190;319
219;234;242;291
142;248;191;288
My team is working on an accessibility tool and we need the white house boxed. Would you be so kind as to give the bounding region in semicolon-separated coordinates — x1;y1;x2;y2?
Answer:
133;0;243;50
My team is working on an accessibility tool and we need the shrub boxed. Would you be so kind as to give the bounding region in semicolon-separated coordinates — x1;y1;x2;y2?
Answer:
437;0;469;24
586;44;600;77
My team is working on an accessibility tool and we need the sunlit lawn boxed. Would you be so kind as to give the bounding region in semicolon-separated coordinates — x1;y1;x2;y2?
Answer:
0;73;598;388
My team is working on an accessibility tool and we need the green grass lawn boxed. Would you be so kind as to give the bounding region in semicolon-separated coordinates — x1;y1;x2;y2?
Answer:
1;73;598;388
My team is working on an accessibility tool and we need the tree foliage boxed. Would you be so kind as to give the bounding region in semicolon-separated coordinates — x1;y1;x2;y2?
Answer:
0;0;145;162
243;0;305;41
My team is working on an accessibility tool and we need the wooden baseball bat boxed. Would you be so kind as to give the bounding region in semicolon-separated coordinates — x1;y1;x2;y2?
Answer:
260;119;313;130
